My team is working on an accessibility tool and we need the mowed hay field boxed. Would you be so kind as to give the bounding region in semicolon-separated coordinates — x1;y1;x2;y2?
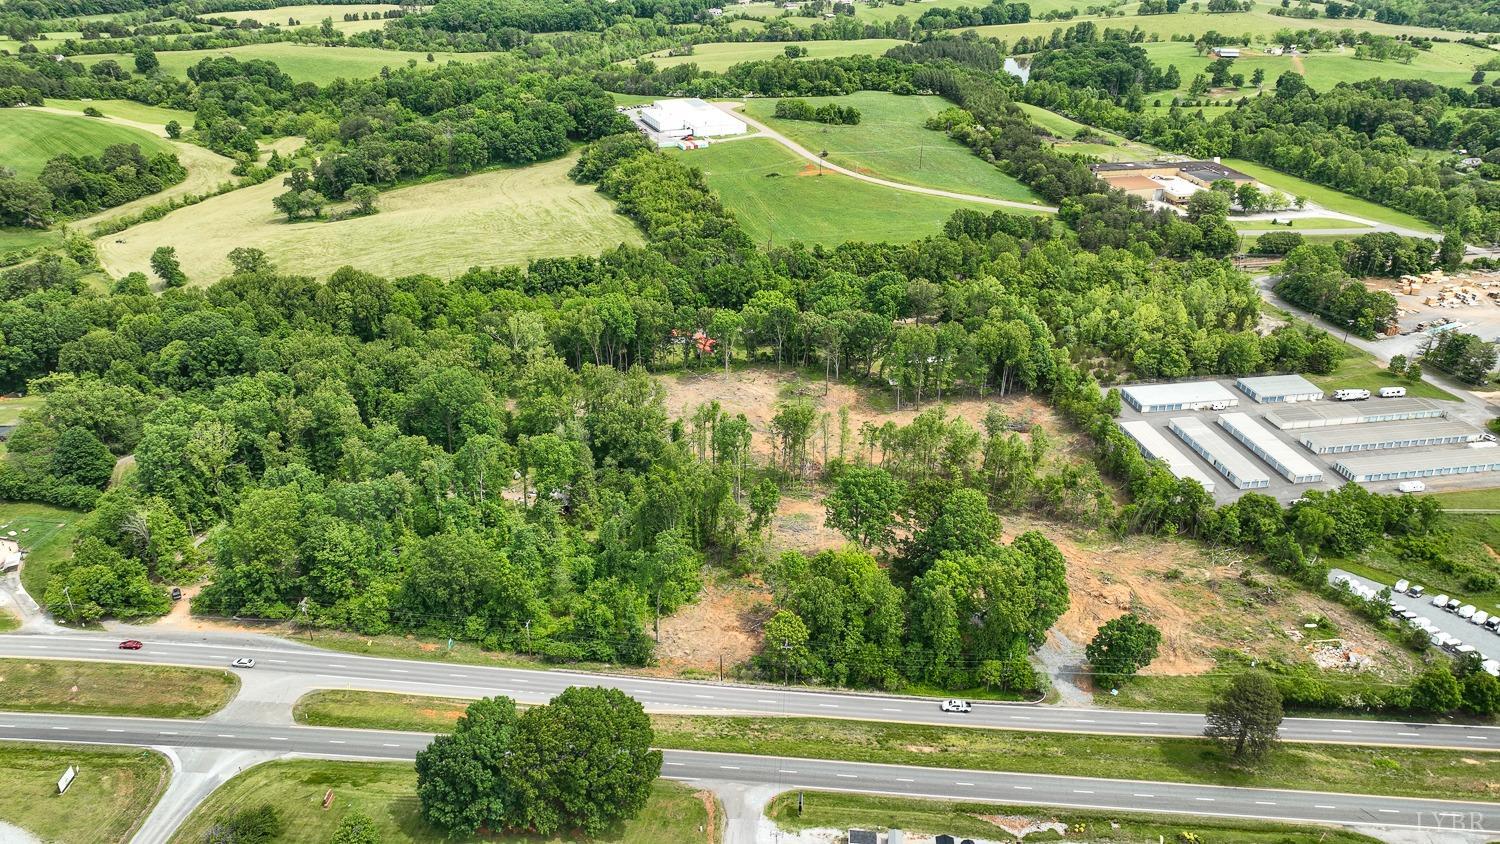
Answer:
740;93;1048;205
97;155;643;285
642;38;907;73
78;44;498;85
1139;40;1494;94
672;138;1020;247
214;3;400;32
0;108;175;178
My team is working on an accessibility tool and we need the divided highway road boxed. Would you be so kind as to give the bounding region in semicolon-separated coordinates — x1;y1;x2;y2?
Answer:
0;710;1492;835
3;630;1499;752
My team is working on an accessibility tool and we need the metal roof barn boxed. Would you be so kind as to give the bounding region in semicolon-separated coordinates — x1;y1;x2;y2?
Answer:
1169;416;1270;489
1234;374;1324;404
1332;447;1500;482
639;98;747;138
1119;420;1217;493
1298;419;1485;454
1263;397;1449;430
1216;412;1324;483
1120;381;1238;413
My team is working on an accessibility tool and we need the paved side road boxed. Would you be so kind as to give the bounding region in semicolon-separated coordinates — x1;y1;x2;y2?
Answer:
4;631;1498;752
0;711;1492;839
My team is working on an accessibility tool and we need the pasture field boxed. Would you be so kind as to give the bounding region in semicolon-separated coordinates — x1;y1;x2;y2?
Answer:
77;44;498;84
1232;217;1372;230
0;108;174;178
1139;40;1493;95
642;38;906;72
95;155;643;285
0;744;168;844
41;98;196;129
0;500;81;604
0;227;58;257
741;93;1047;204
1014;102;1164;161
168;760;713;844
213;3;400;33
1223;158;1437;232
964;5;1480;43
671;137;1016;246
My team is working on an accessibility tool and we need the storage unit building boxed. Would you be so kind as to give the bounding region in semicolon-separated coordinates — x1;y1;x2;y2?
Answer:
1120;381;1238;413
1262;397;1448;431
1217;412;1324;483
639;98;747;138
1119;420;1217;493
1234;374;1324;404
1298;419;1485;454
1333;448;1500;482
1168;416;1270;489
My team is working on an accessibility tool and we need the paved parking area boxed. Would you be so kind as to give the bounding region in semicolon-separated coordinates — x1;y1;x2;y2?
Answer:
1115;378;1499;503
1332;568;1500;664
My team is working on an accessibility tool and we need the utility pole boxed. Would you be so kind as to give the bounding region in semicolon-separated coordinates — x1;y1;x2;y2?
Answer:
781;638;792;686
524;619;531;656
298;596;310;639
62;586;74;620
719;653;724;682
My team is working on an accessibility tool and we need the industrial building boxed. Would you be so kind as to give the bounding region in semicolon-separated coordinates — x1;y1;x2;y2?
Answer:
1332;448;1500;483
1120;381;1238;413
1235;374;1324;404
1119;420;1217;493
1217;412;1324;483
638;98;746;139
1264;397;1449;430
1090;159;1254;203
1298;419;1486;454
1169;416;1270;489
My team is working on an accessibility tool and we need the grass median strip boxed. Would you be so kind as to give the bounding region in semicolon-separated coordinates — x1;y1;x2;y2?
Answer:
767;791;1383;844
0;658;239;718
168;759;715;844
294;689;1500;802
0;743;168;844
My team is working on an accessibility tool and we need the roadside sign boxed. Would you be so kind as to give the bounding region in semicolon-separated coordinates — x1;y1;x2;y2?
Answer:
57;766;76;794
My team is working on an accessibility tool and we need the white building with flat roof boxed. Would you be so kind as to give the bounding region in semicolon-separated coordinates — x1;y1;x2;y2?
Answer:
1119;420;1216;493
1169;416;1269;489
1235;374;1323;404
639;98;747;139
1120;381;1238;413
1217;412;1324;483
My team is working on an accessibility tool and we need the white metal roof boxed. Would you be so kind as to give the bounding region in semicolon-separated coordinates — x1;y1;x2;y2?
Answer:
1118;420;1217;493
1169;416;1269;487
1333;447;1500;479
1299;418;1484;451
1235;374;1323;400
1263;397;1448;429
1217;412;1323;481
1121;381;1236;408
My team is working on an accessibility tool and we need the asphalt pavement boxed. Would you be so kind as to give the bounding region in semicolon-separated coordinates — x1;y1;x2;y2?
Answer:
1333;568;1500;664
0;710;1493;836
3;629;1499;752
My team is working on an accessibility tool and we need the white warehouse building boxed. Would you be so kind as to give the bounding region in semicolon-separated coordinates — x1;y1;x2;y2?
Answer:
638;98;747;139
1120;381;1238;413
1235;374;1323;404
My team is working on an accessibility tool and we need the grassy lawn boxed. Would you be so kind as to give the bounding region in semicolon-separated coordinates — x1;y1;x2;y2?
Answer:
0;658;239;718
1139;40;1492;95
0;501;82;605
291;690;1500;801
0;227;57;257
672;138;1022;247
1232;217;1372;231
1427;488;1500;509
740;93;1047;205
1331;512;1500;615
1015;103;1165;162
1222;159;1436;233
95;154;641;285
641;39;906;73
168;759;714;844
1302;347;1459;401
42;98;196;129
767;791;1384;843
0;108;175;178
77;44;498;85
214;3;400;33
0;744;168;844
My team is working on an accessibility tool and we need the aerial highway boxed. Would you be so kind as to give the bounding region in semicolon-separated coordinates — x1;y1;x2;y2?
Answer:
2;629;1498;753
0;709;1490;836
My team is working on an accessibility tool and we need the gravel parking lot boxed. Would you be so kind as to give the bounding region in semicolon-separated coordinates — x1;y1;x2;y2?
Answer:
1332;568;1500;666
1115;378;1499;503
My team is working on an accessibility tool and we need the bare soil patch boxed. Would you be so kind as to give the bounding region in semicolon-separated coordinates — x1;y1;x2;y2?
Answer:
652;579;769;676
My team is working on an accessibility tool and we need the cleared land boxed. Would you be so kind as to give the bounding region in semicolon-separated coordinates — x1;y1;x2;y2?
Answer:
672;138;1005;246
642;39;906;72
1015;102;1164;162
167;759;714;844
0;744;169;844
291;690;1500;801
0;500;80;604
77;44;498;85
40;98;195;129
0;108;174;178
1224;158;1437;233
0;658;239;717
767;791;1382;843
741;93;1046;205
96;154;643;285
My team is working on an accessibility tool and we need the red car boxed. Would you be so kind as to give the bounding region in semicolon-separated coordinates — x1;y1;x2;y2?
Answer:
118;640;143;650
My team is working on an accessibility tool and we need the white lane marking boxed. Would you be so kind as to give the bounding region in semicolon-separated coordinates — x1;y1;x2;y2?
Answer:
1398;732;1420;737
106;728;124;733
1330;729;1352;734
1194;798;1214;802
1254;801;1276;806
896;778;915;782
1133;793;1154;798
1138;722;1159;726
268;737;287;741
665;762;684;767
216;734;236;738
718;766;740;770
1074;719;1095;723
1073;790;1094;794
694;695;714;700
956;782;974;786
0;725;15;728
389;669;408;674
329;740;346;744
818;704;838;708
1009;716;1031;720
778;770;798;774
1314;805;1337;809
159;731;177;736
1378;809;1400;814
835;774;857;779
50;726;67;730
1468;735;1487;740
1013;785;1031;790
881;708;903;713
382;743;400;748
757;700;776;704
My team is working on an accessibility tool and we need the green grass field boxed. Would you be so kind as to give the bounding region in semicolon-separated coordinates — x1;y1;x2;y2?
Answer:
167;760;713;844
42;98;196;129
1233;217;1372;231
673;138;1020;247
78;44;498;85
768;791;1383;843
0;658;239;718
0;108;174;178
1223;158;1437;233
963;6;1478;44
1302;345;1459;401
1139;40;1494;95
642;39;906;72
1015;102;1165;161
0;744;168;844
742;93;1047;204
293;690;1500;801
1333;512;1500;614
1427;488;1500;509
0;227;59;258
95;154;642;285
214;3;400;33
0;500;82;605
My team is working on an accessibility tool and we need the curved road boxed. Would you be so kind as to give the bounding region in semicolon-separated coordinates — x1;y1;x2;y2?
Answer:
5;630;1499;752
712;102;1059;214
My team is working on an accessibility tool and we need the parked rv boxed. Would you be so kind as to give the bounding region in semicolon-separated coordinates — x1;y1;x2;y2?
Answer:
1460;604;1477;620
1474;610;1491;627
1394;579;1410;594
1432;594;1450;608
1378;387;1406;398
1332;389;1371;401
1408;584;1425;598
1397;480;1426;493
